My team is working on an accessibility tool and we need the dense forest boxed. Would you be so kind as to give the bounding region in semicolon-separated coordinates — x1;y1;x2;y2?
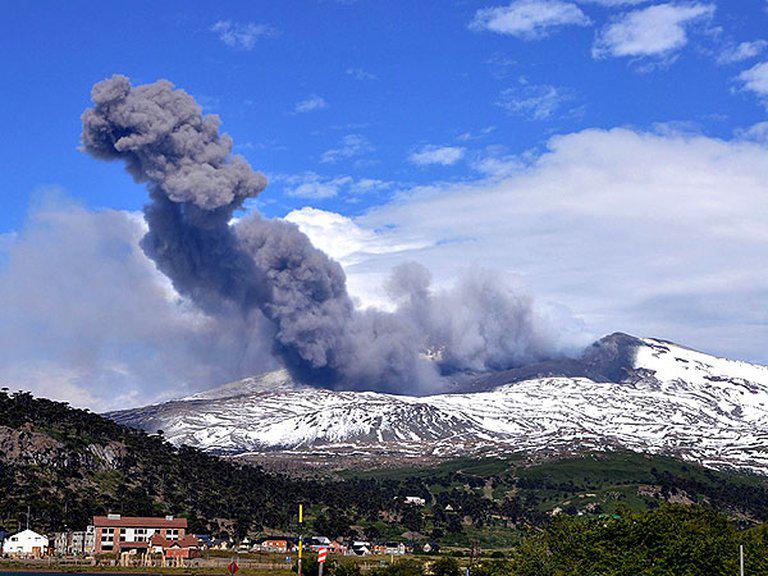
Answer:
3;388;768;552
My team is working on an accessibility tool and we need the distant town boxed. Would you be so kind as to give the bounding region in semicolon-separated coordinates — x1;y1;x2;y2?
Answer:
0;512;427;569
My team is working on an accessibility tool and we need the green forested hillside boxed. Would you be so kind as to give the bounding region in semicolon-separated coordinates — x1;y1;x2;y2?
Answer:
3;388;768;551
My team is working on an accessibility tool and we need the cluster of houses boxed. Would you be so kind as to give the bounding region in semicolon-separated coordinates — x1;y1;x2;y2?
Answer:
250;536;409;557
0;514;421;560
0;515;201;560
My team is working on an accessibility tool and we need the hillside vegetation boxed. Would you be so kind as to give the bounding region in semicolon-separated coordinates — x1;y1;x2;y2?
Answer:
3;389;768;551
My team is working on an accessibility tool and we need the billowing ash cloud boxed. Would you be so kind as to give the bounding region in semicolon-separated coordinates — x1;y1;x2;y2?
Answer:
80;75;560;394
81;75;270;313
387;262;553;373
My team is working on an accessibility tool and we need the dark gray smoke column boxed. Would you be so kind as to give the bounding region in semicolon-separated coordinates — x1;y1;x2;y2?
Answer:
81;75;270;311
81;75;437;392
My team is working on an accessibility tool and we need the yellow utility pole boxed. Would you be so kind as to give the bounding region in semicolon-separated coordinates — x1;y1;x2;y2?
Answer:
297;505;304;576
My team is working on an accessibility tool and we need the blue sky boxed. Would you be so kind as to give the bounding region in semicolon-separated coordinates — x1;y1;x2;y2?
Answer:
3;0;767;228
1;0;768;408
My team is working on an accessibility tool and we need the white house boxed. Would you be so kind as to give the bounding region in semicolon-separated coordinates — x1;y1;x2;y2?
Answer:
2;529;49;556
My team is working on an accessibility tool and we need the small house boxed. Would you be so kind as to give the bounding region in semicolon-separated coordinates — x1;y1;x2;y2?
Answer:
384;542;406;556
349;540;371;556
306;536;331;551
256;537;293;553
150;534;201;559
2;529;49;557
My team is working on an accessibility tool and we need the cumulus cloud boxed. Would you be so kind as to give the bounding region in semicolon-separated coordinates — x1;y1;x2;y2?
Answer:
294;95;328;113
738;61;768;100
285;207;429;266
592;3;715;60
320;134;374;163
408;145;466;166
736;121;768;143
323;127;768;365
717;40;768;65
211;20;277;50
470;0;590;40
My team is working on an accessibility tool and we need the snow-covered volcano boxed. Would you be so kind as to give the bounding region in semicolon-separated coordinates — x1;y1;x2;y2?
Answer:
107;334;768;473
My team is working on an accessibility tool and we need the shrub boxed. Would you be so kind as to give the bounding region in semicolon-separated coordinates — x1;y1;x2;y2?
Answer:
430;557;461;576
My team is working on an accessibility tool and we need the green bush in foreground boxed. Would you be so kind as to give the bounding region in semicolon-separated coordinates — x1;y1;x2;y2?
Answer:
430;557;461;576
468;504;767;576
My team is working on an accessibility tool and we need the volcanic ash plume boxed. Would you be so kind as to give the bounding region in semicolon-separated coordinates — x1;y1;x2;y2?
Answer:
81;75;559;394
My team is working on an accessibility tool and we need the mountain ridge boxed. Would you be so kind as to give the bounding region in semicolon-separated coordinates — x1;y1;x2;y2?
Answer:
107;333;768;474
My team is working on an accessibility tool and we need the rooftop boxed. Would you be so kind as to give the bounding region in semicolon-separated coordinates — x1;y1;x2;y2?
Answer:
92;515;187;528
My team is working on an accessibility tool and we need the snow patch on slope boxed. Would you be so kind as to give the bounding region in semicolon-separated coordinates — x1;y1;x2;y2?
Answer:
108;336;768;473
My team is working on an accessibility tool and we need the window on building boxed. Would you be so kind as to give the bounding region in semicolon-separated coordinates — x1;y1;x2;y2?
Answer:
130;528;148;542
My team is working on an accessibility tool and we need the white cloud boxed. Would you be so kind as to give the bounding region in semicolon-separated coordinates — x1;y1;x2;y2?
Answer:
409;145;466;166
736;121;768;143
294;95;328;114
351;178;393;195
738;61;768;99
470;0;590;40
471;152;525;178
303;127;768;364
284;208;433;310
211;20;276;50
717;40;768;65
0;198;277;410
320;134;374;163
497;81;573;120
457;127;496;141
282;173;353;199
346;67;377;80
277;172;393;200
578;0;650;5
592;3;715;60
285;207;428;266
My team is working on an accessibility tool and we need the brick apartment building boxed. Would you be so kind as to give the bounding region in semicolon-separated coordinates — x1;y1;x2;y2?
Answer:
92;514;187;554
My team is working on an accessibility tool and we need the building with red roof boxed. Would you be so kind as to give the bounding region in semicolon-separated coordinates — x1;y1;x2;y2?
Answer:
92;514;187;554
